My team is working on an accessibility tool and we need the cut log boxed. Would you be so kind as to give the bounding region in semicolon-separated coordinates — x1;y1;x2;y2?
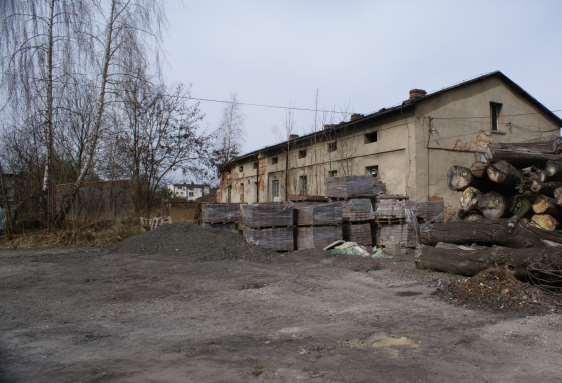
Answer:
486;138;562;166
532;195;558;216
531;181;562;195
418;220;545;248
477;191;507;219
470;161;488;178
447;165;473;191
545;160;562;178
531;214;559;232
507;196;532;227
486;160;522;186
415;244;562;277
459;211;484;222
521;166;546;182
554;187;562;206
459;186;480;211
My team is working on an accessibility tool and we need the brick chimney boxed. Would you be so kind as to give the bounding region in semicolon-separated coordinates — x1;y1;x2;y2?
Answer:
409;88;427;101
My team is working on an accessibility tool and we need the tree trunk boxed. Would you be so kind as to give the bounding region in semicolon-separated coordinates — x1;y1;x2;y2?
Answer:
486;160;522;186
531;214;559;232
486;138;562;166
545;160;562;178
531;181;562;195
477;191;507;219
447;165;473;191
532;195;558;216
418;219;545;248
470;161;488;178
45;0;56;230
415;244;562;277
460;186;480;211
553;187;562;206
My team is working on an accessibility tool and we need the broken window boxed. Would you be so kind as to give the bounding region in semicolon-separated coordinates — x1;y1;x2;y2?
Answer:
490;102;502;131
272;179;280;198
327;141;337;152
298;175;308;195
366;165;379;178
271;156;278;165
328;170;337;177
364;131;378;143
298;149;307;159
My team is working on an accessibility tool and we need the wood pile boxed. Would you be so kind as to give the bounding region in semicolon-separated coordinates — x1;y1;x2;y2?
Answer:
241;203;296;251
294;202;343;249
417;138;562;281
326;176;386;199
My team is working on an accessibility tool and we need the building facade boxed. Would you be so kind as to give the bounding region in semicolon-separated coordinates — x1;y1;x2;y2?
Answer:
218;72;561;216
167;183;211;201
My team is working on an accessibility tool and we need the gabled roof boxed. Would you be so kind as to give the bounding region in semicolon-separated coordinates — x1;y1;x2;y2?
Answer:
225;71;561;167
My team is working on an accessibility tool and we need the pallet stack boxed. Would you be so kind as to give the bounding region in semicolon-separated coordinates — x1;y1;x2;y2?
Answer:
241;203;296;251
327;176;386;246
294;202;343;249
374;195;415;248
200;203;241;231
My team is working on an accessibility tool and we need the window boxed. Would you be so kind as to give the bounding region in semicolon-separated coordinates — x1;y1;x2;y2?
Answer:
298;175;308;195
366;165;379;178
490;102;502;132
327;141;337;152
253;161;258;169
271;156;278;165
239;165;244;172
328;170;337;177
272;179;280;198
188;191;194;197
298;149;307;159
227;186;232;203
365;131;378;143
240;183;244;203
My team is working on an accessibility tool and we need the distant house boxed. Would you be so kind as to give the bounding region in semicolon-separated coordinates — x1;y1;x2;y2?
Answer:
167;183;211;201
217;71;562;216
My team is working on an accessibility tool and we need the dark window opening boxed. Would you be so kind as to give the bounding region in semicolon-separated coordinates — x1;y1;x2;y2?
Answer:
328;170;337;177
298;175;308;195
365;131;378;143
366;165;379;178
490;102;503;132
253;161;258;169
271;157;278;164
327;141;337;152
240;183;244;203
298;149;307;159
238;165;244;172
272;179;280;198
227;186;232;203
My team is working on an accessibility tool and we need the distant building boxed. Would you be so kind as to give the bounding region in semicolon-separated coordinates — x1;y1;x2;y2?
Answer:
167;183;211;201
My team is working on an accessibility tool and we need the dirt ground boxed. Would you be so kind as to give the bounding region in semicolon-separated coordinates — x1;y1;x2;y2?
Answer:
1;225;562;382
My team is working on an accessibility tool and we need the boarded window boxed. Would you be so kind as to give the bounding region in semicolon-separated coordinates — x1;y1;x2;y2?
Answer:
328;170;337;177
365;131;378;143
366;165;379;178
272;179;280;198
490;102;502;131
271;157;278;165
299;175;308;195
298;149;307;159
327;141;337;152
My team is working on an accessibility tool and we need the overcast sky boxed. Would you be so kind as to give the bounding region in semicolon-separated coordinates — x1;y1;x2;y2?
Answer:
162;0;562;155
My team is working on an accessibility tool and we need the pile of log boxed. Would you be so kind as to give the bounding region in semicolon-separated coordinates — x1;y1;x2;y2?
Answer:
417;138;562;280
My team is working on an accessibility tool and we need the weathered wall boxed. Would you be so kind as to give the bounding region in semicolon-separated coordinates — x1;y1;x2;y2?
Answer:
414;76;560;217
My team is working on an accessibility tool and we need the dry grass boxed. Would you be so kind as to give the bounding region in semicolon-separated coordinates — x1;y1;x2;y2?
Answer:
1;218;143;249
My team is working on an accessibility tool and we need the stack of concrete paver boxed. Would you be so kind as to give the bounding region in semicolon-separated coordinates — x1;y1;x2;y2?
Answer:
294;202;343;249
200;203;241;231
326;176;385;246
241;203;296;251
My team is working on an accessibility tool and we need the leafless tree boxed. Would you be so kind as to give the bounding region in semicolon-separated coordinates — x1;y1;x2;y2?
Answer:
212;94;245;173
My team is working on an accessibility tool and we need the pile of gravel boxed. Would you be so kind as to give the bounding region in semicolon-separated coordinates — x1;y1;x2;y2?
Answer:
114;223;273;262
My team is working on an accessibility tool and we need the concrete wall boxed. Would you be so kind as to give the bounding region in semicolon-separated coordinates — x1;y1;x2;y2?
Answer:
413;76;560;217
218;76;560;211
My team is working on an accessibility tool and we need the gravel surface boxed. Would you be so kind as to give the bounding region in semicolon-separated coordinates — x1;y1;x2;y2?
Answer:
1;225;562;382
